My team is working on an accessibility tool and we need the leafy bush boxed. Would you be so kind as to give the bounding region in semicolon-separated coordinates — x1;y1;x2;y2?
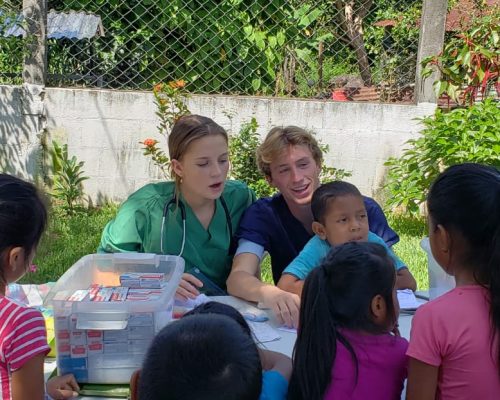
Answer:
421;10;500;106
384;99;500;215
49;141;89;214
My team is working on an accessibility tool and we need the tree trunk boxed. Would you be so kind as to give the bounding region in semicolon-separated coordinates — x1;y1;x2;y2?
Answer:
336;0;373;86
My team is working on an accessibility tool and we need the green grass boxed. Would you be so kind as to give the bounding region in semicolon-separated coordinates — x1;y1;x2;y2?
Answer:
22;204;118;284
24;205;429;291
261;214;429;290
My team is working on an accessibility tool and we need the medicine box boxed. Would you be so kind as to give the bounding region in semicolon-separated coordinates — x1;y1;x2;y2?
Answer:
46;253;184;384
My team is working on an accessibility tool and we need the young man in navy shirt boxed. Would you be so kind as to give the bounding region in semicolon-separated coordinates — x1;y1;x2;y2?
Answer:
227;126;410;328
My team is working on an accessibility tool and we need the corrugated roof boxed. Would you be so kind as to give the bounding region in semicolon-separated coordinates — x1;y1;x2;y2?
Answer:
2;10;104;39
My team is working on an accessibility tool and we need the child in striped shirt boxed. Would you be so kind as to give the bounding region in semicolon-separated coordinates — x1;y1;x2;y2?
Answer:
0;174;78;400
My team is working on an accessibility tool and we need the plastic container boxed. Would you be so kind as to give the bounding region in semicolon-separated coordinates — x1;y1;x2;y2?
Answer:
420;237;454;300
46;253;184;384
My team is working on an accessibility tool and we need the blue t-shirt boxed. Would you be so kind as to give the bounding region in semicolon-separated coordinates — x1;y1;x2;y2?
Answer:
283;232;406;280
235;194;399;283
260;370;288;400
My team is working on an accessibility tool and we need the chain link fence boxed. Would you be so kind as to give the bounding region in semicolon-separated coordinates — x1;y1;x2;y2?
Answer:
1;0;424;101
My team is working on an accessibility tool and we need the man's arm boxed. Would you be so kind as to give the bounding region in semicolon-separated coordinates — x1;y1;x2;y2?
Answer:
226;252;300;328
277;274;304;297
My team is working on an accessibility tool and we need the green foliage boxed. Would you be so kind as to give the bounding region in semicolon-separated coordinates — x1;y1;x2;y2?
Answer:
385;99;500;215
364;2;422;99
49;141;89;214
229;117;276;198
140;80;190;177
421;10;500;106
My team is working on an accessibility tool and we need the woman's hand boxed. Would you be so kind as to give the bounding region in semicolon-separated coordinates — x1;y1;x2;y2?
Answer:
46;374;79;399
175;273;203;301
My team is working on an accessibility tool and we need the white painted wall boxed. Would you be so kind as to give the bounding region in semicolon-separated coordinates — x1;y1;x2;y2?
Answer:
1;85;436;203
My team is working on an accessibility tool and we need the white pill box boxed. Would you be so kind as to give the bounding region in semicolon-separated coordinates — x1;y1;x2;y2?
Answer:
46;253;184;384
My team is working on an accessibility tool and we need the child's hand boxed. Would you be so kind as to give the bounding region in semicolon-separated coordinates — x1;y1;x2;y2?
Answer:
258;349;293;381
46;374;79;399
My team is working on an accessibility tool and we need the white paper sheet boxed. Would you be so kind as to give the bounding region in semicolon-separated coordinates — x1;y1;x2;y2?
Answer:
397;289;423;310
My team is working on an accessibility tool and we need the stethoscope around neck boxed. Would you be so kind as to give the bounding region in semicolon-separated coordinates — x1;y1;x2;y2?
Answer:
160;194;233;256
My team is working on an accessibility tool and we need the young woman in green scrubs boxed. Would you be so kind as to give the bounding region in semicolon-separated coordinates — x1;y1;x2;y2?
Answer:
98;115;255;300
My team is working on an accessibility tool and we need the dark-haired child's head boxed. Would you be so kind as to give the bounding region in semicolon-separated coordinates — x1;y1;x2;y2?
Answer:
311;181;369;246
427;163;500;282
139;314;262;400
302;241;398;334
183;301;252;337
0;174;47;288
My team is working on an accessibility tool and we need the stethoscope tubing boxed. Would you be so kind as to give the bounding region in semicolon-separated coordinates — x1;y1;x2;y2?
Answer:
160;195;232;257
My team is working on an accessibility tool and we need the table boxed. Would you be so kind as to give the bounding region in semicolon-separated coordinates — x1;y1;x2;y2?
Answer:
45;294;426;399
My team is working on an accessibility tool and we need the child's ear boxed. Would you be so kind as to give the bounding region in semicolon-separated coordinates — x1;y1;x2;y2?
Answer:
370;294;387;323
434;223;452;266
7;246;24;273
312;221;327;240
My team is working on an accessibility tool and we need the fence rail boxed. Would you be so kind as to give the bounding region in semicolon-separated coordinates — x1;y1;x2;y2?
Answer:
2;0;429;102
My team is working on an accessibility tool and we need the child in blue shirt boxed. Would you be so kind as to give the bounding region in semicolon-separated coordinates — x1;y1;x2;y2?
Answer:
278;181;416;296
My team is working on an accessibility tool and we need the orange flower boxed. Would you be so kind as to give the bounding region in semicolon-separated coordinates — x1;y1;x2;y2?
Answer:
168;80;186;89
153;83;164;93
143;138;158;147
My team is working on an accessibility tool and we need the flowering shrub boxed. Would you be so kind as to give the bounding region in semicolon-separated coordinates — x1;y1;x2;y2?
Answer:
141;80;191;177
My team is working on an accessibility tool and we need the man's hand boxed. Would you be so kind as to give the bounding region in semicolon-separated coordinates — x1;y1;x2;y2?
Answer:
175;273;203;301
261;286;300;329
46;374;79;399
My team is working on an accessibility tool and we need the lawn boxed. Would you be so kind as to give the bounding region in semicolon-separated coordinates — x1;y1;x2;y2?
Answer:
25;205;430;291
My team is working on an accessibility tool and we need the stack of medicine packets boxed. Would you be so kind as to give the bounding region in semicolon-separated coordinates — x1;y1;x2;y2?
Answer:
55;272;167;382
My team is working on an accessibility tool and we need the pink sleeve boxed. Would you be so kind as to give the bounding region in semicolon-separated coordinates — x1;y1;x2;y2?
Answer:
7;308;50;371
406;304;443;367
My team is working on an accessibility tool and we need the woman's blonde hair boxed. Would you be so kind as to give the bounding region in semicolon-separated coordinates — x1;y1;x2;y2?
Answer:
168;115;228;194
256;126;323;178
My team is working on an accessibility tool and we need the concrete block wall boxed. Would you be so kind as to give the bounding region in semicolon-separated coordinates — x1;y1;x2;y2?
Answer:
1;86;436;203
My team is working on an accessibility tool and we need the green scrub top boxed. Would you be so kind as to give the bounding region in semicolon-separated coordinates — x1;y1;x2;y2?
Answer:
98;180;255;289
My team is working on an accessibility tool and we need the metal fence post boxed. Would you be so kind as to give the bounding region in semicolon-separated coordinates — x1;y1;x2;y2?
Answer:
23;0;47;85
415;0;448;103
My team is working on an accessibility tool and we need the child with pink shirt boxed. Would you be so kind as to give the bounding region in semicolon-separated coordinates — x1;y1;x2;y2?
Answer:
288;241;408;400
0;174;78;400
406;163;500;399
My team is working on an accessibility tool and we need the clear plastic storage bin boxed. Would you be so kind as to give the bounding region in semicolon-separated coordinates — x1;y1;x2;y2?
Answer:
420;237;454;300
45;253;184;384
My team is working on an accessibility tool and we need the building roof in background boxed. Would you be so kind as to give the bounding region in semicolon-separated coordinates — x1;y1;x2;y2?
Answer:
3;10;104;39
374;0;499;31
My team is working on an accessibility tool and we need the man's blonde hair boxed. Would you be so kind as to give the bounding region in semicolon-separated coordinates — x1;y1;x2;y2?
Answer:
256;126;323;178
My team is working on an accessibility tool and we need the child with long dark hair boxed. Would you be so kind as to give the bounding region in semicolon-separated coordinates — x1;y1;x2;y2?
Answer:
0;174;78;399
288;242;408;400
406;163;500;399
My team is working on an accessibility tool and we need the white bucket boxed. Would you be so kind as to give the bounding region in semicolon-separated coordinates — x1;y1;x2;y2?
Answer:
420;237;455;300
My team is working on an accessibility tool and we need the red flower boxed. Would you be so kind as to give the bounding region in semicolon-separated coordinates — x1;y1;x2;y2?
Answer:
143;138;158;148
153;83;164;93
168;80;186;89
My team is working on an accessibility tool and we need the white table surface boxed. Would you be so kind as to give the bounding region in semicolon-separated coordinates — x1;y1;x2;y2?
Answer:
45;293;426;399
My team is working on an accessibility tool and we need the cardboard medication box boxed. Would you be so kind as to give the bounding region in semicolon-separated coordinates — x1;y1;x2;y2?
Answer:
45;253;184;384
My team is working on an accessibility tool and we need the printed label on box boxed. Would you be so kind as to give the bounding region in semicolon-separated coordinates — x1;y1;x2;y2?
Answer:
70;345;88;358
128;326;154;340
128;313;154;327
104;342;128;354
87;342;104;354
103;330;128;342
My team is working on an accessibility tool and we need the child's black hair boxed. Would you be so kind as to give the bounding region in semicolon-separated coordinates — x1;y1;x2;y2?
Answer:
288;241;397;400
183;301;252;337
311;181;362;223
0;174;47;284
427;162;500;374
139;314;262;400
